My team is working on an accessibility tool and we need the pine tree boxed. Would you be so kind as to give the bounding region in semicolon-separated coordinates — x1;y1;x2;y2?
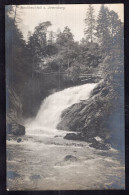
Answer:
47;31;56;45
108;10;123;51
96;5;110;53
84;5;96;43
56;26;74;46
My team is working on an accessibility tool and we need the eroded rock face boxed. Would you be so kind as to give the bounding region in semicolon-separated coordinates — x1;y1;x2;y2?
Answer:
6;88;23;123
6;87;25;136
57;80;123;150
57;81;111;136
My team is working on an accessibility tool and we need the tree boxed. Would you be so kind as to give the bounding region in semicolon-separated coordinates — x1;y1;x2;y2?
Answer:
48;31;56;45
78;42;102;69
28;21;52;53
27;21;52;73
108;10;123;53
56;26;74;46
96;7;124;98
96;5;111;53
96;5;124;57
84;5;96;43
55;26;76;70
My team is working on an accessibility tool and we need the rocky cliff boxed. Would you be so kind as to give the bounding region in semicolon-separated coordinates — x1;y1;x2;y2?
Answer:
6;87;25;136
57;77;124;151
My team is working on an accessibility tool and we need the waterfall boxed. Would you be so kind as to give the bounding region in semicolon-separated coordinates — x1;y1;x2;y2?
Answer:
26;83;97;135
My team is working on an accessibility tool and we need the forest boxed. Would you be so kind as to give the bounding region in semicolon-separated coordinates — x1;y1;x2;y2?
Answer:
6;5;124;145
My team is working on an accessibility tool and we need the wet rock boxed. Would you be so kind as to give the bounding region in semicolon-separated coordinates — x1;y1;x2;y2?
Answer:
89;140;110;150
7;123;25;136
55;155;78;166
64;133;84;141
64;155;77;162
17;138;22;143
65;133;110;150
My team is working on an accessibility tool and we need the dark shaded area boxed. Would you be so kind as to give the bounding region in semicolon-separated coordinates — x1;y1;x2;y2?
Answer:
7;123;25;135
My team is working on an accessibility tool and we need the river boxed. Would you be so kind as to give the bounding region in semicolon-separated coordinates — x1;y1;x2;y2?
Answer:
7;83;125;190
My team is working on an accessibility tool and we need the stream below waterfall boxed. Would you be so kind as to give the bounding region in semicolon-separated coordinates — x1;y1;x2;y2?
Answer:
7;83;125;190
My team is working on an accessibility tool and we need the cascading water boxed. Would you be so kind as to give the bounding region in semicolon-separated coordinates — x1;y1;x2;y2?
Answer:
9;82;125;190
26;83;97;135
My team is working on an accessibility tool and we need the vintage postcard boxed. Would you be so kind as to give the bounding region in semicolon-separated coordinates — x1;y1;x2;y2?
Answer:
6;4;125;190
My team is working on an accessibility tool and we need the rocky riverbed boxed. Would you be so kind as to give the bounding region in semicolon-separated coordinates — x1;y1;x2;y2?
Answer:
7;130;125;191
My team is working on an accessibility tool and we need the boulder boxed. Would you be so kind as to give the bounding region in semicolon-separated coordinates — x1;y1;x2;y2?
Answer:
64;133;84;141
17;138;22;143
64;155;77;162
7;122;25;136
89;142;110;150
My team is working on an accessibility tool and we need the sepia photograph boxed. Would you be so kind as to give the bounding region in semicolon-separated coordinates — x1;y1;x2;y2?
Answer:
6;4;125;190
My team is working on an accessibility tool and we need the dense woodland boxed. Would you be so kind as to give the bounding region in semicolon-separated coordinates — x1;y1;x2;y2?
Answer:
6;5;124;128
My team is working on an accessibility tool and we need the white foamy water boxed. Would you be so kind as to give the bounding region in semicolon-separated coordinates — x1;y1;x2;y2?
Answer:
7;83;125;190
26;83;97;134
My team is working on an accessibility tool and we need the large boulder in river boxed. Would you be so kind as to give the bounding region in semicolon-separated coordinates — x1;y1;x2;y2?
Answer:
7;122;25;136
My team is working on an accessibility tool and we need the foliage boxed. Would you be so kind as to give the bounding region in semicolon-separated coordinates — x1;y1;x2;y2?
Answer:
6;5;124;118
96;5;123;55
77;42;102;69
96;5;111;53
84;5;96;43
27;21;53;72
56;26;74;45
65;62;81;83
